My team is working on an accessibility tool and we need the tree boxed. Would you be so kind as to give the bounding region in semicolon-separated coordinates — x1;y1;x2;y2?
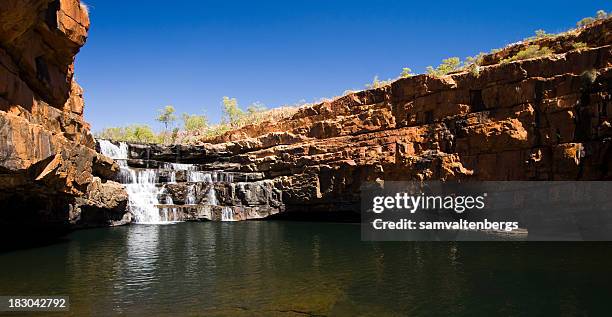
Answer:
132;125;157;143
576;10;608;27
426;57;461;76
156;105;176;131
400;67;414;78
577;17;595;27
247;102;267;115
222;96;244;127
365;76;392;89
534;29;548;39
596;10;608;20
182;113;208;131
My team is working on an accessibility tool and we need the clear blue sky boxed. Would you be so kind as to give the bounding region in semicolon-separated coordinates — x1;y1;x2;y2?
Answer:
77;0;608;132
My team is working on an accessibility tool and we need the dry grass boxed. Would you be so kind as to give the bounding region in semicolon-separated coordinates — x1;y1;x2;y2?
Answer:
175;105;303;144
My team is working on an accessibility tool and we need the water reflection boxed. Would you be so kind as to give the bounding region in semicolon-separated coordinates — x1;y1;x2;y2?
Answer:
0;223;612;316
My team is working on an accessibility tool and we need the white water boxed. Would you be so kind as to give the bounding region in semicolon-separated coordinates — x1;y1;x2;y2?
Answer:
99;140;128;160
99;140;174;224
185;184;197;205
206;185;218;205
98;140;239;223
221;206;235;222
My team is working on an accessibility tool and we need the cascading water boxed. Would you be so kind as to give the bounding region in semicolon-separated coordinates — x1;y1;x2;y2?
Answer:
98;140;241;223
221;206;235;222
98;140;172;224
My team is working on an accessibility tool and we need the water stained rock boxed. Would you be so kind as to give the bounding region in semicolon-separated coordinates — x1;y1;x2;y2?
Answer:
98;140;283;222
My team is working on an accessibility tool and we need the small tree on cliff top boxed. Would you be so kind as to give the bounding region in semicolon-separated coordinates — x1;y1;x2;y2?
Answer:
156;105;176;131
182;113;209;131
247;101;267;115
222;97;244;127
426;57;461;77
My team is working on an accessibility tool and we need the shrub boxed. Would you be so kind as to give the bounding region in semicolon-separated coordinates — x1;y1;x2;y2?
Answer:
400;67;414;78
464;53;485;67
522;29;556;43
468;64;480;77
577;17;596;27
596;10;608;19
576;10;608;27
182;113;208;131
500;45;553;63
572;42;588;50
366;76;392;89
426;57;461;76
222;96;244;127
96;124;159;143
247;102;267;115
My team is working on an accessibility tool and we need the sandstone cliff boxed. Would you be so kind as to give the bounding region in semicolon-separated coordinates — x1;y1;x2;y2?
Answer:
0;0;129;231
117;18;611;221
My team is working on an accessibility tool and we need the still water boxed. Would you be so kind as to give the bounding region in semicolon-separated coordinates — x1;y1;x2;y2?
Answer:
1;222;611;316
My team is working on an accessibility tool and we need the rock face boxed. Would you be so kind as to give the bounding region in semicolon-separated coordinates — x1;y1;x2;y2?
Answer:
115;18;611;222
0;0;129;230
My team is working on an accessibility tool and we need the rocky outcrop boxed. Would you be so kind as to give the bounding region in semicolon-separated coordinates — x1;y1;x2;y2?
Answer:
116;18;611;222
0;0;129;230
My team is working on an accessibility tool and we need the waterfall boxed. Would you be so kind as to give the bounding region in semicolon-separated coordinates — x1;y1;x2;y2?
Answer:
98;140;247;223
99;140;128;160
98;140;174;224
221;207;235;222
125;169;163;223
185;184;196;205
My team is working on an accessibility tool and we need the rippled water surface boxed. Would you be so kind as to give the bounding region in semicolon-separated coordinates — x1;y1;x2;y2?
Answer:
1;222;612;316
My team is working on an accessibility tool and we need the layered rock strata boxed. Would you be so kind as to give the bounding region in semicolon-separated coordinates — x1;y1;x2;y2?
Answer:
0;0;129;231
115;18;612;221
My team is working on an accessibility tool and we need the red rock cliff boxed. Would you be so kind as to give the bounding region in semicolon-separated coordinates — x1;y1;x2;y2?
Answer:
0;0;128;229
188;18;611;219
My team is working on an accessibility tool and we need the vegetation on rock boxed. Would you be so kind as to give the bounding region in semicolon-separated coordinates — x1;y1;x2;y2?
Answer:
96;11;611;145
500;45;554;63
426;57;461;76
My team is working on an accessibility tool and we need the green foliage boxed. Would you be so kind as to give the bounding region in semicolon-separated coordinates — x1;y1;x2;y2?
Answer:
464;53;485;67
572;42;588;50
130;125;157;143
576;10;608;27
577;17;595;27
500;45;554;63
426;57;461;76
365;76;392;89
534;29;552;39
96;124;159;143
468;64;480;77
596;10;608;20
156;105;176;130
400;67;414;78
247;102;267;115
171;128;180;143
523;29;556;43
222;96;244;127
182;113;208;131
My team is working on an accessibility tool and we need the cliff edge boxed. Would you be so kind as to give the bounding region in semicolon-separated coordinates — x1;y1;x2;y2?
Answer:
123;18;611;221
0;0;129;232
